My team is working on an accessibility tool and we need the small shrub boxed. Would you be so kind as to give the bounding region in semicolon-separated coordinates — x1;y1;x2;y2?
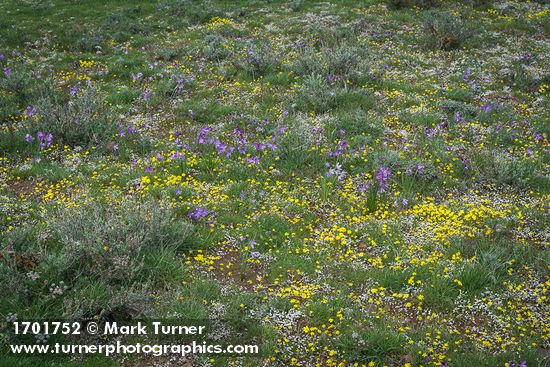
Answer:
0;201;196;319
422;11;476;50
289;0;304;12
0;62;52;123
502;56;550;93
100;9;146;43
293;74;336;113
35;86;116;148
159;0;222;24
75;32;105;53
471;150;548;190
276;115;327;174
235;42;280;79
203;34;232;61
292;45;370;82
386;0;439;10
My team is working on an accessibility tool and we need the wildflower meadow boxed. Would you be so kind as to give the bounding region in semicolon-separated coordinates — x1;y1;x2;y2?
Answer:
0;0;549;366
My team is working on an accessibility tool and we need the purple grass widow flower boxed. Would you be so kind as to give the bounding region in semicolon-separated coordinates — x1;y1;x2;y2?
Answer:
325;162;345;181
375;167;391;192
141;89;153;101
26;106;37;117
188;206;209;221
277;125;287;134
25;134;35;143
481;103;493;113
3;67;11;77
37;131;53;150
246;156;260;165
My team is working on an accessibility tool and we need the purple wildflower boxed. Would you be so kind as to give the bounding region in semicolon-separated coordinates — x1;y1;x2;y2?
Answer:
246;156;260;165
37;131;53;150
131;72;143;81
25;134;35;143
325;162;345;181
141;89;153;101
375;167;391;192
3;67;11;77
188;206;209;221
26;106;36;117
481;103;493;113
277;125;287;135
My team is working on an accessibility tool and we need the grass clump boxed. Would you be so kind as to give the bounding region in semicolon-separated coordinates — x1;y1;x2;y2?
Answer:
386;0;439;10
422;10;477;50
